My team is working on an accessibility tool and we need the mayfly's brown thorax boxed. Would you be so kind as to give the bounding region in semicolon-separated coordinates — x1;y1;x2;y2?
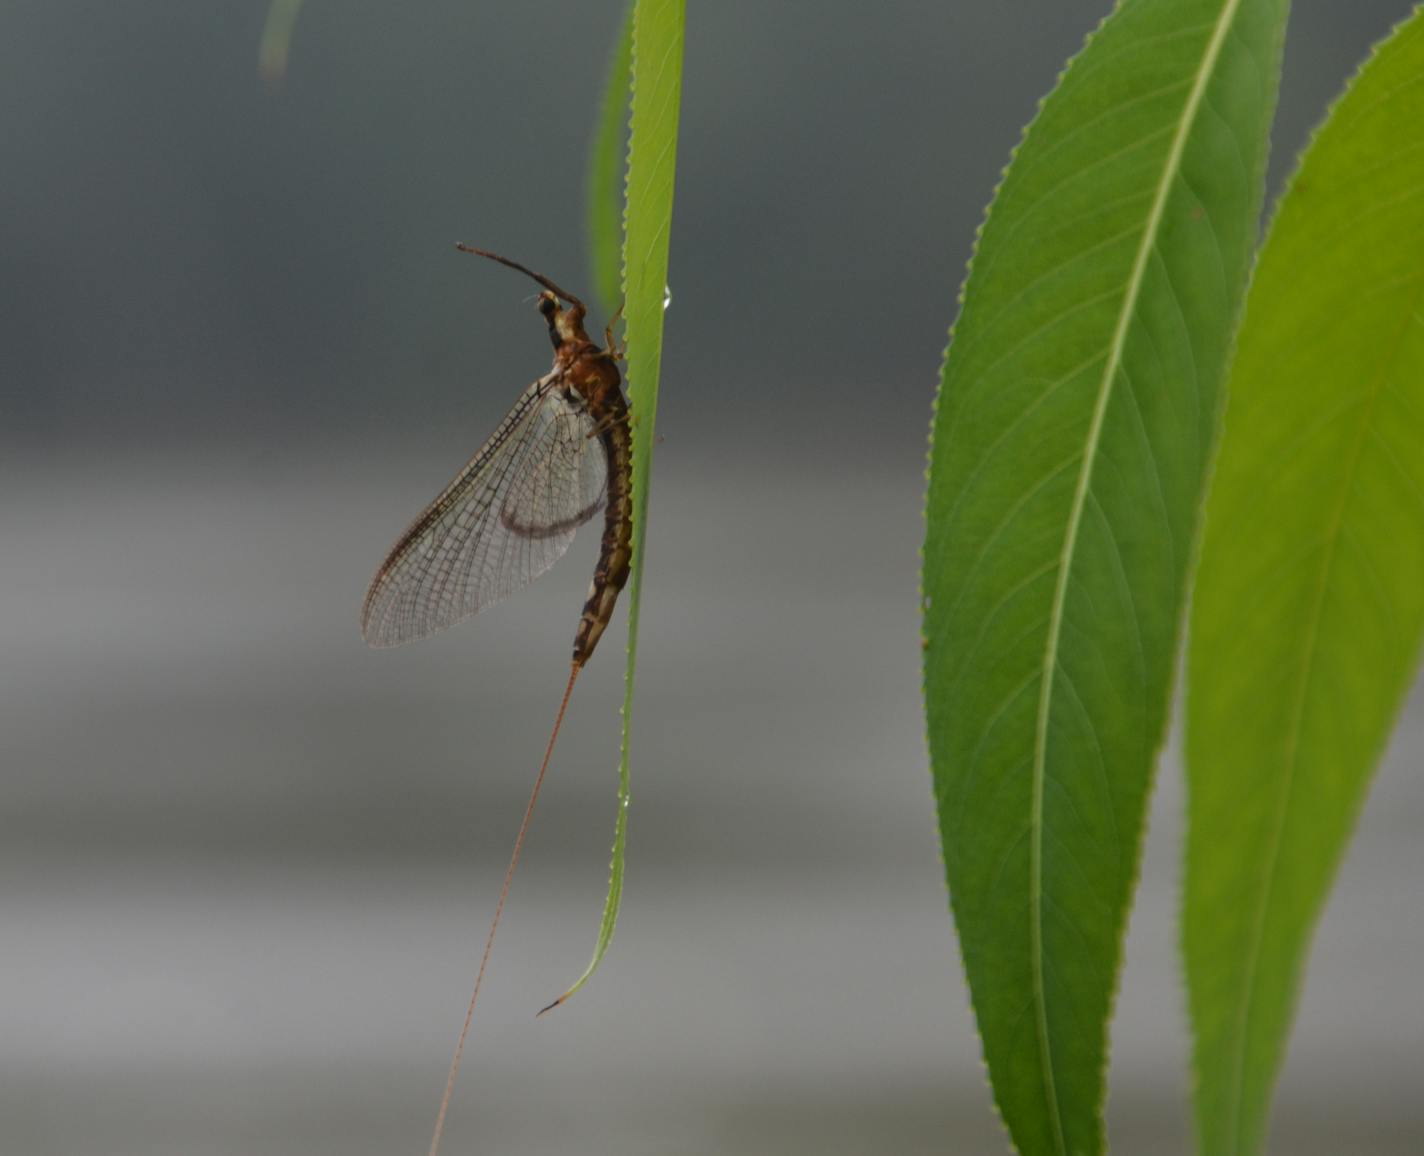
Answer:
538;292;622;402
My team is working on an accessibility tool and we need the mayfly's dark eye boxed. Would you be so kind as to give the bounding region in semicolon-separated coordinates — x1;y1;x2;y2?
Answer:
538;295;558;318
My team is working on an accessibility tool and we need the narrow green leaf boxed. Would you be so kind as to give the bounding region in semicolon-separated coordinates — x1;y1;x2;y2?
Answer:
922;2;1287;1152
549;0;683;1009
587;5;635;318
258;0;305;87
1185;10;1424;1154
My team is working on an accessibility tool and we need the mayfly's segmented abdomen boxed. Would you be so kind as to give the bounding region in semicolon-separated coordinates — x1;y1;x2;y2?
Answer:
572;406;633;666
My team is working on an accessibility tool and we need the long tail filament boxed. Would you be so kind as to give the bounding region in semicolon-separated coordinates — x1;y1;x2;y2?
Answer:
426;662;582;1156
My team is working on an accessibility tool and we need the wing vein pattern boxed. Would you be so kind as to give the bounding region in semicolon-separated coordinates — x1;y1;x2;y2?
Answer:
361;372;608;647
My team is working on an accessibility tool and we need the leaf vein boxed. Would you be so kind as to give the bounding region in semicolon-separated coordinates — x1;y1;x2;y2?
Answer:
1027;7;1248;1152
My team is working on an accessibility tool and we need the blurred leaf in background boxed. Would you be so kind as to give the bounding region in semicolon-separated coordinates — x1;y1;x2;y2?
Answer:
258;0;305;88
587;4;634;318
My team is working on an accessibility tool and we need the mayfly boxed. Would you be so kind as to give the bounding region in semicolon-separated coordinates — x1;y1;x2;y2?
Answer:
360;245;631;1156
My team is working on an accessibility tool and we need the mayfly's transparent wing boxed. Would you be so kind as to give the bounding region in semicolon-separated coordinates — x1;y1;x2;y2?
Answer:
361;373;608;647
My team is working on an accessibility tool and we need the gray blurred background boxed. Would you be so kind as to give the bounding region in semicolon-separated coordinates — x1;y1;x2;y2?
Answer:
3;2;1421;1153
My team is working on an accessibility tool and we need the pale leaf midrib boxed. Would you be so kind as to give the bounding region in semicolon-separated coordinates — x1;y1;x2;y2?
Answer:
1026;4;1245;1151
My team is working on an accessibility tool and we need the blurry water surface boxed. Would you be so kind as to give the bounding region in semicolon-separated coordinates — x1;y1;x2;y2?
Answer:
3;445;1420;1155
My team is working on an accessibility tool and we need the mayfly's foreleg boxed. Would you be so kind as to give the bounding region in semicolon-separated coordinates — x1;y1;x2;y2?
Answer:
602;304;626;360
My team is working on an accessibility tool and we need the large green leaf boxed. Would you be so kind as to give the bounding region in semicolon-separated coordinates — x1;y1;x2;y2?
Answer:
922;1;1287;1152
1184;10;1424;1154
547;0;684;1011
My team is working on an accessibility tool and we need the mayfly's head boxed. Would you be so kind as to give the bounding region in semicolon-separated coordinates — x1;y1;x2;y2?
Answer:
539;290;589;351
537;290;562;350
